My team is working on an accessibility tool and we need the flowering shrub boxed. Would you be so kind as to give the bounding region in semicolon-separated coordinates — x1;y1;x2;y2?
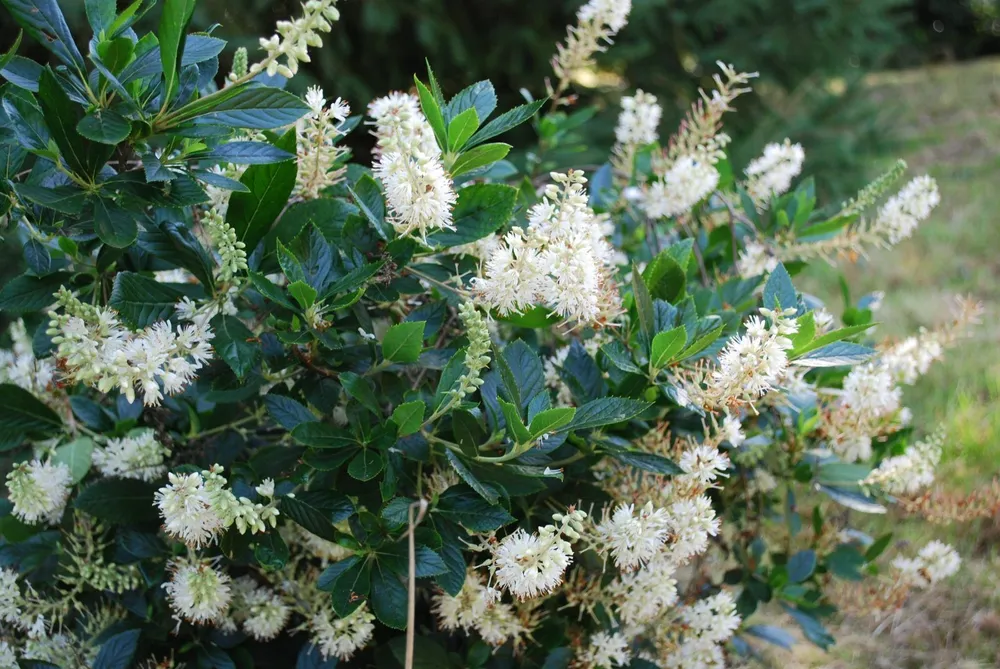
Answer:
0;0;991;668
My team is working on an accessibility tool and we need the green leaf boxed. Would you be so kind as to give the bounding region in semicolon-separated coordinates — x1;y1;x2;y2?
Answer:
631;263;655;343
451;409;485;456
85;0;115;33
865;533;893;562
763;262;797;310
210;314;261;379
52;437;93;484
93;629;141;669
340;371;381;415
498;397;531;444
2;0;84;71
450;142;511;178
109;272;184;328
390;400;425;436
348;449;385;481
791;323;873;358
607;449;683;475
414;75;447;150
323;556;370;616
444;450;498;504
389;636;449;669
93;198;138;248
790;311;816;351
566;397;651;432
466;99;545;148
370;564;408;629
650;326;687;368
0;383;62;436
677;323;724;360
347;174;389;241
75;478;159;524
249;271;296;309
528;407;576;438
290;422;357;449
76;108;131;144
0;30;22;74
792;342;875;368
168;84;309;129
226;129;297;254
37;67;112;179
429;183;517;248
0;272;70;314
642;253;686;303
382;321;426;363
436;486;515;532
254;531;289;570
447;107;479;151
12;183;85;214
787;549;817;583
444;79;497;125
287;280;317;310
600;341;642;374
281;491;353;542
3;92;50;151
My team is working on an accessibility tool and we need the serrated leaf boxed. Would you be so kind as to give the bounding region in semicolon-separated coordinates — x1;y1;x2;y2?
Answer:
340;371;381;415
390;400;425;436
600;341;641;374
499;397;531;444
194;141;295;165
158;0;196;107
450;142;510;178
607;449;683;475
13;183;86;215
650;326;687;368
787;549;817;583
566;397;650;432
92;628;140;669
108;272;183;328
323;556;370;617
414;75;447;151
430;183;517;248
763;262;797;310
443;79;496;124
210;314;260;379
281;491;353;542
264;394;315;430
348;449;384;481
382;321;425;363
528;407;576;439
436;486;514;531
677;322;724;361
642;252;686;303
0;383;62;435
291;423;356;449
75;479;159;524
347;174;389;241
119;34;223;84
792;342;875;368
370;564;407;629
76;108;130;144
37;67;112;180
169;84;309;128
0;272;70;314
466;98;545;148
444;450;499;504
792;323;874;358
632;262;655;343
2;0;84;71
287;281;317;310
226;129;297;254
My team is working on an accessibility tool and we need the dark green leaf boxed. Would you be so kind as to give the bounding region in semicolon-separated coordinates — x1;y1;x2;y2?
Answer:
429;183;517;248
787;549;817;583
444;79;497;125
93;199;138;248
370;564;407;629
390;400;425;436
865;533;893;562
76;108;130;144
118;34;224;84
763;262;797;310
92;629;140;669
0;272;70;314
291;423;356;449
2;0;84;71
264;394;315;430
52;437;94;484
466;99;545;148
226;129;297;254
745;625;796;650
414;76;447;150
600;341;642;374
13;183;85;214
499;398;531;444
650;326;687;368
436;486;514;531
566;397;651;432
348;449;385;481
85;0;115;33
528;407;576;438
75;479;159;524
254;531;289;570
445;450;499;504
2;92;48;150
210;314;260;379
161;0;203;107
447;107;479;151
169;84;309;129
324;556;370;617
37;68;112;179
281;491;353;542
677;323;724;361
642;253;686;303
608;450;682;475
632;262;655;343
108;272;184;328
382;321;425;363
0;383;62;435
450;142;510;178
194;141;295;165
346;174;389;242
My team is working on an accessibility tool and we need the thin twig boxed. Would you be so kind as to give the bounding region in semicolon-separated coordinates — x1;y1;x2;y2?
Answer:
405;499;429;669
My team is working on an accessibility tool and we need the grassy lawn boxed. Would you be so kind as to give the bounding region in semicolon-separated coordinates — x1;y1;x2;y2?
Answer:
770;57;1000;668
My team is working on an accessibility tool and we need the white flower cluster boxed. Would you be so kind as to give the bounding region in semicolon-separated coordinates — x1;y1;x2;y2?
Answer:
663;591;741;668
163;559;232;625
642;155;720;219
47;289;214;407
202;208;248;283
613;90;661;174
225;576;291;641
552;0;632;82
252;0;341;79
432;571;526;647
881;331;945;385
154;466;279;548
93;429;171;482
0;318;55;399
490;509;587;600
579;631;631;668
0;568;21;627
679;444;732;485
368;92;456;240
891;540;961;589
745;139;805;205
687;307;798;411
5;460;71;526
864;431;943;496
872;175;940;245
825;361;902;462
595;502;670;572
473;170;622;326
309;603;376;661
296;86;351;198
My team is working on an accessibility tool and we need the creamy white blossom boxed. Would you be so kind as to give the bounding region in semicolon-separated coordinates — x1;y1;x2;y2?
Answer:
432;571;524;647
679;444;731;484
296;86;351;198
642;155;719;219
93;429;171;482
251;0;341;79
745;139;805;204
892;540;960;588
493;528;574;599
553;0;632;82
864;431;942;495
737;239;779;278
664;494;720;563
230;576;290;641
6;460;71;526
580;631;631;668
609;556;679;625
596;502;670;571
0;319;55;399
163;560;232;625
310;603;375;661
0;568;21;626
872;175;940;244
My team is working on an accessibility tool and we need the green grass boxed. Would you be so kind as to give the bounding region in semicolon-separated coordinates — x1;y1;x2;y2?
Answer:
768;57;1000;668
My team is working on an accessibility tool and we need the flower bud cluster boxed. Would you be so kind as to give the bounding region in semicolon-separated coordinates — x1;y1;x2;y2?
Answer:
296;86;351;198
203;208;248;283
450;302;492;400
552;0;633;83
251;0;341;79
